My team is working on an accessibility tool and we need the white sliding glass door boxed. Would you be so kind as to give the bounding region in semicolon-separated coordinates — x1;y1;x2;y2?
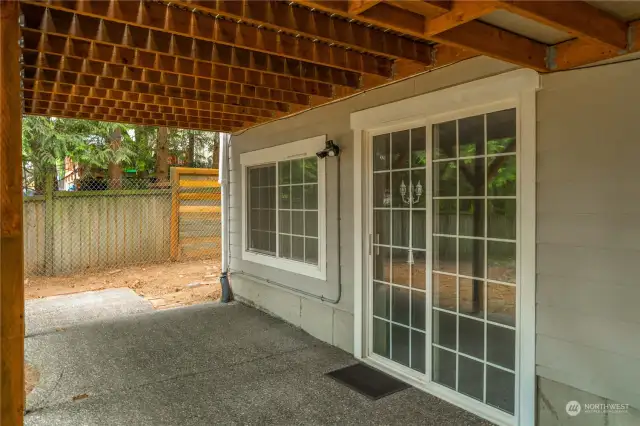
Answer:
371;126;428;374
366;107;520;422
431;108;518;415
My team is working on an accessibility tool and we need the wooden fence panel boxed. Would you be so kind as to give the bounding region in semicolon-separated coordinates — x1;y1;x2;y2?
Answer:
170;167;222;261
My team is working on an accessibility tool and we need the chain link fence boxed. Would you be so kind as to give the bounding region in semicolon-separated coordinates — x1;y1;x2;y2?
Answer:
23;168;221;277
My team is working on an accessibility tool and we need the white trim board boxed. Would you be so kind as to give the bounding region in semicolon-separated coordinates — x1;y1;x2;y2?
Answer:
239;135;328;280
351;68;540;426
351;69;539;132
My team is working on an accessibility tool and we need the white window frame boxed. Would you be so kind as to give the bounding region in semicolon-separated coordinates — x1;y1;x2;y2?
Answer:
351;69;539;426
240;135;327;280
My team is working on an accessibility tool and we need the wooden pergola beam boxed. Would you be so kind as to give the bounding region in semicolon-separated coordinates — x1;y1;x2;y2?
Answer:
387;0;451;18
348;0;381;15
293;0;549;71
22;0;395;78
498;0;628;50
551;20;640;70
0;0;25;424
21;29;336;98
26;110;237;132
431;20;547;70
424;1;499;36
20;4;362;89
23;76;292;113
169;0;431;64
22;52;312;106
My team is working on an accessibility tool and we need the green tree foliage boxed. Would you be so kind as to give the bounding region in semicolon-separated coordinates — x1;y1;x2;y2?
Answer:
22;116;135;192
169;129;219;168
64;120;135;170
22;116;221;192
129;125;158;173
22;116;83;192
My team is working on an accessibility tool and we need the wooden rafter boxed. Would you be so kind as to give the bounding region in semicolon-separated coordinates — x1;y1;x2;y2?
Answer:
24;99;248;127
24;75;292;112
21;29;336;97
552;20;640;70
23;52;313;106
348;0;381;15
432;20;548;70
24;99;265;125
167;0;431;64
424;1;499;36
23;84;279;119
292;0;549;71
21;0;395;78
12;0;640;132
22;89;272;121
498;0;628;50
28;109;237;131
387;0;451;18
20;4;363;89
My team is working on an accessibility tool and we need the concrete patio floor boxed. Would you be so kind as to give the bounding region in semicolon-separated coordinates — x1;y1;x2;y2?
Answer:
25;290;492;425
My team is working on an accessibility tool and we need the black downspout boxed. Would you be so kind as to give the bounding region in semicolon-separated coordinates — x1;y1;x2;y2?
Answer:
220;271;232;303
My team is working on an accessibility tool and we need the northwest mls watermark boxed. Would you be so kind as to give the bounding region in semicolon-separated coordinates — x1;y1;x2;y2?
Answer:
566;400;630;417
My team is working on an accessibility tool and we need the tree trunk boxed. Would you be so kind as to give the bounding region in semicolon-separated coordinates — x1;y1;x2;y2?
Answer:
187;132;195;167
211;132;220;168
471;159;485;314
108;127;122;188
28;138;45;194
471;200;484;314
155;127;169;182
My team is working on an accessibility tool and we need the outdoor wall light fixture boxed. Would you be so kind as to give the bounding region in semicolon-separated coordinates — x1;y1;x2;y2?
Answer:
316;140;340;159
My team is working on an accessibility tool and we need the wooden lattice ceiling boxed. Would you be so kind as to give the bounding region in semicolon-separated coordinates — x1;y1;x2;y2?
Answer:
19;0;640;132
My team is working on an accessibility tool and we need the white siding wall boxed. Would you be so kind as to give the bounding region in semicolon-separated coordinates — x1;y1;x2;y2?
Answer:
228;56;517;351
228;53;640;422
536;60;640;414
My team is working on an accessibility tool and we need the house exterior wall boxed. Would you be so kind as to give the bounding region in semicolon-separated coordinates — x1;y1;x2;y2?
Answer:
535;60;640;424
228;56;518;354
228;55;640;424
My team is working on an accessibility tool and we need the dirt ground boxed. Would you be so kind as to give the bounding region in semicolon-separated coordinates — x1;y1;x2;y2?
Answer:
25;363;39;396
25;259;222;310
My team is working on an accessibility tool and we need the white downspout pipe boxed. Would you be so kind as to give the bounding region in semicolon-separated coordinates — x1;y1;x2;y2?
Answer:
218;132;232;302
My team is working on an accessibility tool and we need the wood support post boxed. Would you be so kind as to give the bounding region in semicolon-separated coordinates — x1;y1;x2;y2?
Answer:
0;0;25;424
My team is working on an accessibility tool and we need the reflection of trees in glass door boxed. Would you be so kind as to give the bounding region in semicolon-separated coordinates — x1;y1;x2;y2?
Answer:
432;109;518;415
372;126;427;374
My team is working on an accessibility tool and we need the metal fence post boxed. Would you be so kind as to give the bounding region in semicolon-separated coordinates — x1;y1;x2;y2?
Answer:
170;167;180;261
44;173;54;275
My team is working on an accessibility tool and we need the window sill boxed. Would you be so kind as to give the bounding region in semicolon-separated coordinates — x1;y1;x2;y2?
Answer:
241;250;326;281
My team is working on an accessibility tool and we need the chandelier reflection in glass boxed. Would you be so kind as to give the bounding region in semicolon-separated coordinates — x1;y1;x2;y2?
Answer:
383;179;423;206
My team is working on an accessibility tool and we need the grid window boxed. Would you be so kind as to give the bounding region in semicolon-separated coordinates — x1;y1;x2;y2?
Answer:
241;136;326;280
247;164;276;255
372;126;427;374
431;108;517;415
246;157;320;266
278;157;319;265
